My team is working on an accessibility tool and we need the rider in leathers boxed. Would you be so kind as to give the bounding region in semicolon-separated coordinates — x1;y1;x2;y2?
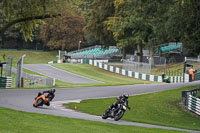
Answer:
109;93;131;115
37;89;55;106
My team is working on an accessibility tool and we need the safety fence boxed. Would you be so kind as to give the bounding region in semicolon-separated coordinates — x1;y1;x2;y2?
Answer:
169;74;189;83
0;77;12;88
11;67;55;88
123;60;151;74
188;95;200;115
48;58;190;83
89;60;162;82
182;87;200;116
130;56;166;65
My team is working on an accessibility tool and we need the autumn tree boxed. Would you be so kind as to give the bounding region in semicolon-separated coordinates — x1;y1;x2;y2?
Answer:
0;0;80;41
40;13;85;51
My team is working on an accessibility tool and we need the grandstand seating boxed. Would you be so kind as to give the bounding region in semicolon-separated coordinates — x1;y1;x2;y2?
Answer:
68;46;120;59
154;42;182;55
160;45;182;53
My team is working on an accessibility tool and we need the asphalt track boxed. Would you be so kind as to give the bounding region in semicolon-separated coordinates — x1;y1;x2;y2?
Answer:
1;81;200;133
23;64;101;84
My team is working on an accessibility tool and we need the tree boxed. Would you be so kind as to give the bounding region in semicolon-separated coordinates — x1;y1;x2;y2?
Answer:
0;0;80;41
105;0;153;61
40;13;85;51
85;0;116;46
105;0;174;62
165;0;200;56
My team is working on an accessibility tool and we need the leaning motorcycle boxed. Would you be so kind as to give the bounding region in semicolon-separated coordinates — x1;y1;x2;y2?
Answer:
33;89;55;107
102;100;130;121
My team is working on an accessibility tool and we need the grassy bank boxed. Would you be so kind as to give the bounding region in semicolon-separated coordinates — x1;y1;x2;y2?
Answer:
65;85;200;130
0;107;184;133
0;50;57;67
52;64;153;87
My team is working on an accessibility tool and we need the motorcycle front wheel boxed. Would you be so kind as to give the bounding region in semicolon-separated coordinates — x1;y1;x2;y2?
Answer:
102;109;110;119
114;110;125;121
34;98;43;107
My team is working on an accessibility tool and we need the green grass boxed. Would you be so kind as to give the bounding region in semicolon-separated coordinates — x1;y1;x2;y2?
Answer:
0;50;57;67
197;91;200;98
151;63;184;76
52;64;153;87
0;107;185;133
65;85;200;130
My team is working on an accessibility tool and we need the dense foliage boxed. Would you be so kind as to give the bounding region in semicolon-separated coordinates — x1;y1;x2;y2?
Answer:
86;0;200;56
0;0;200;55
40;13;84;50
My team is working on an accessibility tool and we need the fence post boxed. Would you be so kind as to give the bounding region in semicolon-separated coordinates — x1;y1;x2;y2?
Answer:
182;90;191;105
16;54;26;88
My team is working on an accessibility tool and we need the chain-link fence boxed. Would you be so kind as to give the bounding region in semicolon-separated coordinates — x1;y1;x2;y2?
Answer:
122;60;151;74
129;56;166;65
11;67;55;88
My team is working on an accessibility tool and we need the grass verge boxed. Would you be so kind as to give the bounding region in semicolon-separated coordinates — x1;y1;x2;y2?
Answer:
52;64;153;87
0;107;185;133
65;85;200;130
0;50;57;67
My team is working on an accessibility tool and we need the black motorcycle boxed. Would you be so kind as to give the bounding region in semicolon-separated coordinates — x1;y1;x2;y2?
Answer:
102;100;130;121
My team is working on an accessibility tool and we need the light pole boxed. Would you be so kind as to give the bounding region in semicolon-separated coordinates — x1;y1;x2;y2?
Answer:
78;41;81;50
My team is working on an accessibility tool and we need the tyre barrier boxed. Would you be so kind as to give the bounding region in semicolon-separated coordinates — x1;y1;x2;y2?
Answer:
0;77;12;88
188;95;200;116
182;87;200;116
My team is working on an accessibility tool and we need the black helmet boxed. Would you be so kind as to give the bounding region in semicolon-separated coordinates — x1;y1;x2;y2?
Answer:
123;93;129;99
50;89;55;93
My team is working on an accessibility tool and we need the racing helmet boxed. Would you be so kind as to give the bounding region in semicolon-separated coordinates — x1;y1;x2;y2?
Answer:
123;93;129;99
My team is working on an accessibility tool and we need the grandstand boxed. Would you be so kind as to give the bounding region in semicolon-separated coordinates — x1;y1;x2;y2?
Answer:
155;42;182;55
67;45;120;59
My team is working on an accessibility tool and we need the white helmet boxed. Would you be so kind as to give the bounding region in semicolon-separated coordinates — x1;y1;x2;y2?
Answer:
123;93;129;99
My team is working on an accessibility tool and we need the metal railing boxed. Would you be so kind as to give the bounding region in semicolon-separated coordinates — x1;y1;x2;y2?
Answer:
13;67;55;87
122;60;151;74
182;87;200;105
188;95;200;116
182;87;200;116
4;65;55;88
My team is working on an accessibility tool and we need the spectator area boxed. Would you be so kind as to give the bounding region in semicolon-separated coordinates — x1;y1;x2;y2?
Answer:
161;45;182;53
154;42;182;55
68;46;120;59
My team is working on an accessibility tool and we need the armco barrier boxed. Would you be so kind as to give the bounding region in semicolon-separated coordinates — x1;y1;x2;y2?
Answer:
0;77;12;88
88;60;162;82
188;95;200;116
170;74;189;83
182;87;200;105
48;58;189;83
182;87;200;116
87;59;189;83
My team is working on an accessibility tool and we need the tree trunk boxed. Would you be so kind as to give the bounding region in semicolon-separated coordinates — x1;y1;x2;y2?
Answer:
149;47;155;66
137;41;143;62
122;47;126;60
1;34;5;48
